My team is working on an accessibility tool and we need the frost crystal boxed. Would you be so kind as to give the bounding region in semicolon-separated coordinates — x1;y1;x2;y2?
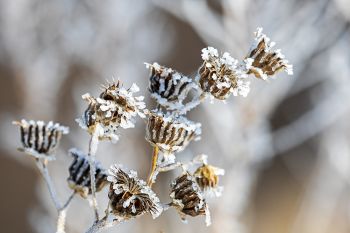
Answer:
145;62;197;112
198;47;250;100
12;119;69;160
76;81;147;143
194;157;225;198
170;173;210;226
67;148;108;198
145;110;201;157
107;164;163;219
244;27;293;80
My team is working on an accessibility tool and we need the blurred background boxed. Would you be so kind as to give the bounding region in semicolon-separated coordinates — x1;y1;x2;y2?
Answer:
1;0;350;232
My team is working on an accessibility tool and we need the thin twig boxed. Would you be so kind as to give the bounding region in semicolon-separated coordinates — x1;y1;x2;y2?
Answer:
36;159;61;210
88;131;100;221
85;215;121;233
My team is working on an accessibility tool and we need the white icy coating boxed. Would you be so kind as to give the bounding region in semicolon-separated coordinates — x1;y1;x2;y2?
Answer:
12;119;69;160
244;27;294;79
193;154;225;198
76;82;146;143
170;173;210;226
145;62;198;113
200;47;251;99
146;110;202;156
107;164;163;219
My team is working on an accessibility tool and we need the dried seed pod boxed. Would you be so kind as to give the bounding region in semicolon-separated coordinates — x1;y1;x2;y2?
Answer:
194;155;225;198
170;173;211;226
107;164;162;219
198;47;250;100
67;148;108;198
244;27;293;80
76;81;146;143
12;119;69;160
145;111;201;156
145;62;196;110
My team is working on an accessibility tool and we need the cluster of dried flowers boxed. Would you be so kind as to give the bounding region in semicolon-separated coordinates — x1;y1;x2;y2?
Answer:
12;27;292;232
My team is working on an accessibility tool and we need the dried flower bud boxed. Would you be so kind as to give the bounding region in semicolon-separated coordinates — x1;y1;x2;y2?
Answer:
67;148;108;198
145;62;196;110
146;111;201;157
198;47;250;100
244;27;293;80
107;164;162;219
12;119;69;160
170;173;211;226
76;81;146;143
194;154;225;198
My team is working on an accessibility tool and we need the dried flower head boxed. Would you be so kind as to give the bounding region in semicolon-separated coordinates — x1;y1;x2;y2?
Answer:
67;148;108;198
198;47;250;100
193;154;225;198
244;27;293;80
77;81;146;142
170;173;211;226
12;119;69;160
107;164;162;219
146;111;201;159
145;62;197;111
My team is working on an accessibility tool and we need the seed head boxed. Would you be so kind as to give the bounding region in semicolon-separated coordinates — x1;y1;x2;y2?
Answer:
12;119;69;160
145;63;196;111
76;81;146;143
107;164;162;219
198;47;250;100
67;148;108;198
193;154;225;198
244;27;293;80
170;173;211;226
145;111;201;158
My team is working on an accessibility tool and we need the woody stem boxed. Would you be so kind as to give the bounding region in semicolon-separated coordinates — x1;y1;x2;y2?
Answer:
147;145;159;187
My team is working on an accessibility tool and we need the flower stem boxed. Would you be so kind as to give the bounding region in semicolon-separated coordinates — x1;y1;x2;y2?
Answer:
147;145;159;187
88;131;100;221
85;215;120;233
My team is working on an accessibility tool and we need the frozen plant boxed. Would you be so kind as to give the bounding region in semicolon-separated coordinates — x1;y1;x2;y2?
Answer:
12;27;292;233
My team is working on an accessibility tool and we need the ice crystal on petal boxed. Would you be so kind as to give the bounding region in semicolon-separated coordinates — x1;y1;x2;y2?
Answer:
145;62;197;112
76;80;146;142
107;164;162;219
146;110;201;156
198;47;250;100
170;173;210;225
194;155;225;198
13;119;69;160
245;27;293;79
67;148;108;198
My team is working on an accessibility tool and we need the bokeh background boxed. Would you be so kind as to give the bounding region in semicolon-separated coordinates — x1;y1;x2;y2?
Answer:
1;0;350;232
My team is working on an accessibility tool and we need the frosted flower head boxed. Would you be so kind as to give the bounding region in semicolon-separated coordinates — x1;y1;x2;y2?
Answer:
145;110;201;157
194;155;225;198
145;62;196;111
107;164;162;219
12;119;69;160
170;173;211;226
198;47;250;100
77;80;146;143
67;148;108;198
244;27;293;80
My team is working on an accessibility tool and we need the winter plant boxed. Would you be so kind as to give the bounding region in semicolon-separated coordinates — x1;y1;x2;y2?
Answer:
12;27;292;233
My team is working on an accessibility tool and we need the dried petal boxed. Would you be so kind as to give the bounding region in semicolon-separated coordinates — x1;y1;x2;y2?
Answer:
244;27;293;80
107;164;162;219
145;111;201;156
12;119;69;160
67;148;108;198
170;173;211;226
145;62;197;111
